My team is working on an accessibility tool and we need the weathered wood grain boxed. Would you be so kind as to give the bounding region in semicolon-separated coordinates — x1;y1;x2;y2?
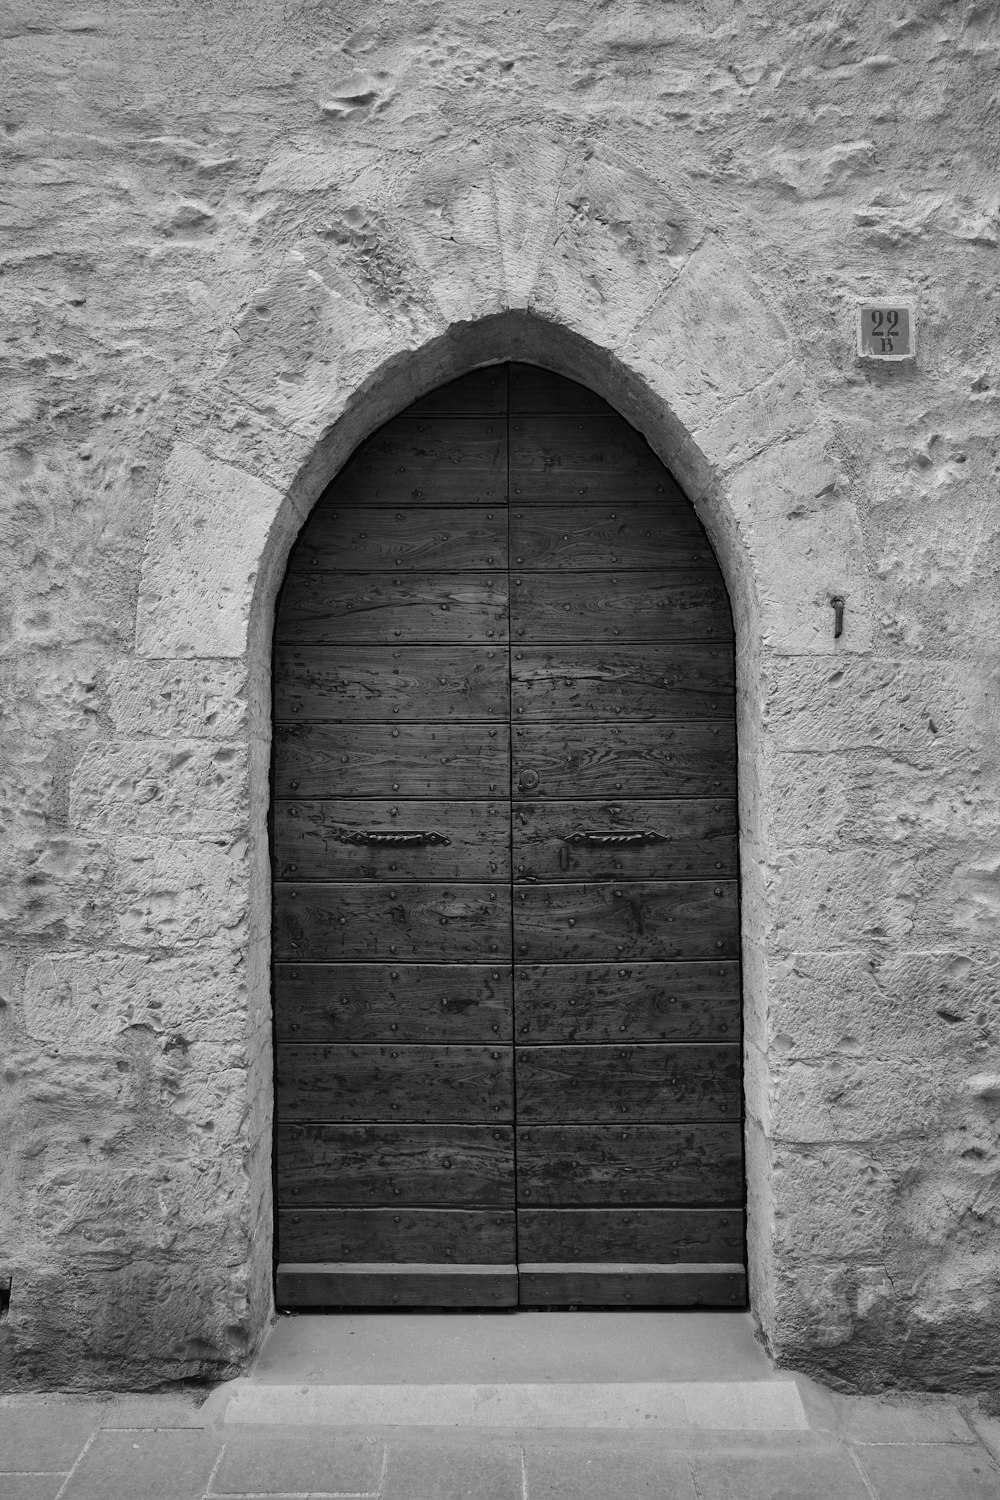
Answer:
277;572;509;645
330;417;505;506
516;1264;746;1307
276;1263;519;1307
276;1123;515;1205
279;1207;516;1263
510;415;679;503
515;1124;744;1205
514;962;740;1043
277;1044;515;1122
274;963;513;1043
509;363;611;414
511;645;735;721
273;799;511;881
515;1043;741;1123
517;1208;744;1263
293;505;508;572
275;645;508;721
511;572;732;643
512;723;736;798
512;799;738;882
510;504;710;571
273;722;510;799
406;366;507;416
275;882;512;961
512;881;739;962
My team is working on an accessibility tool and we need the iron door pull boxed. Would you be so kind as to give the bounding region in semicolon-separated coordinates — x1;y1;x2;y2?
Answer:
563;830;668;847
345;830;451;847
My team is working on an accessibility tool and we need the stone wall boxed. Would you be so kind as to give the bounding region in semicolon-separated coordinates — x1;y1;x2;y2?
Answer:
1;0;998;1391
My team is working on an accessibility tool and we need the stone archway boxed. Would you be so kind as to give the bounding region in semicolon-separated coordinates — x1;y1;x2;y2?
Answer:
134;148;873;1376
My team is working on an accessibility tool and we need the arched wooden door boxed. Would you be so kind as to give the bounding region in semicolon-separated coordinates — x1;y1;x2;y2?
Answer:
272;363;745;1309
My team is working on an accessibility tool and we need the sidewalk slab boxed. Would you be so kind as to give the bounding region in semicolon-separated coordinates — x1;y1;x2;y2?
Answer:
210;1432;385;1496
0;1401;102;1470
691;1448;872;1500
381;1441;523;1500
60;1426;223;1500
525;1442;697;1500
855;1442;1000;1500
3;1478;67;1500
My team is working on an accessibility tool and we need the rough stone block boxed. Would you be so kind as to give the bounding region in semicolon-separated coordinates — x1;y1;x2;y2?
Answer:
0;835;112;943
106;658;251;739
490;130;569;309
112;836;249;951
70;740;248;836
397;144;506;325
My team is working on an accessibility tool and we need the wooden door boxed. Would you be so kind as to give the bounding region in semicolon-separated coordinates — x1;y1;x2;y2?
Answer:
272;363;745;1309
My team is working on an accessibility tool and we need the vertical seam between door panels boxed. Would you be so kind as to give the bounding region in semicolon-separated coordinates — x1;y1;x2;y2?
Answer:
505;363;520;1284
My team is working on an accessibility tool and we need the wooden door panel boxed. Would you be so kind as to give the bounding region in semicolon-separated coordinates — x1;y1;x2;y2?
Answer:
515;1124;744;1205
511;505;709;571
510;415;676;503
514;963;739;1043
273;800;510;881
278;573;509;645
277;1264;518;1307
515;1044;741;1123
407;366;507;415
274;882;512;961
517;1265;745;1307
280;1208;516;1263
296;505;508;572
513;881;739;962
275;645;507;721
273;723;509;799
517;1208;744;1263
511;573;732;644
332;417;505;505
512;800;738;882
509;364;609;413
511;645;735;720
278;1044;514;1122
274;963;513;1043
277;1123;515;1205
512;723;736;798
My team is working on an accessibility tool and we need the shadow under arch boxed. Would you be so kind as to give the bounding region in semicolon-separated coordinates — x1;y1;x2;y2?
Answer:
248;313;770;1338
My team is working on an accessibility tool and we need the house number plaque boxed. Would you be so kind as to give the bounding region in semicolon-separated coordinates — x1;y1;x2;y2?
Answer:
857;302;914;361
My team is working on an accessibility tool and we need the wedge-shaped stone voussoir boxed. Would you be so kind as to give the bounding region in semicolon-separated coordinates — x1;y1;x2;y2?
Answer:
71;740;248;835
396;144;506;326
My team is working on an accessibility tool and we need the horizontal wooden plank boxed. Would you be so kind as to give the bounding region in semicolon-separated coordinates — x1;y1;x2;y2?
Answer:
273;722;510;799
517;1208;743;1263
510;414;670;506
515;1044;741;1123
274;800;511;882
294;504;508;572
512;881;739;962
275;645;508;722
279;1208;516;1263
406;366;507;415
512;722;736;798
509;363;610;414
510;503;710;571
274;963;513;1043
512;799;738;883
331;417;505;506
277;573;509;645
511;645;735;721
515;1124;743;1206
277;1262;519;1308
514;963;739;1044
511;572;732;644
276;1123;515;1205
274;882;512;961
516;1263;746;1308
277;1044;514;1123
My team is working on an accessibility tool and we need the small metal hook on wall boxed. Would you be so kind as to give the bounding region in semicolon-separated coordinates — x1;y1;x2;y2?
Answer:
831;596;845;640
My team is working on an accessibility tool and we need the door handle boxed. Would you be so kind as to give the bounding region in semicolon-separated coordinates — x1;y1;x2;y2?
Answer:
563;830;668;847
345;831;451;847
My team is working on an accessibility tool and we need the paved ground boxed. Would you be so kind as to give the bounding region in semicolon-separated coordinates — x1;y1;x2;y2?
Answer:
3;1312;1000;1499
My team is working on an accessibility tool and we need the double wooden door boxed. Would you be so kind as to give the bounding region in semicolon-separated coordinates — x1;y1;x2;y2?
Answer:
272;363;745;1308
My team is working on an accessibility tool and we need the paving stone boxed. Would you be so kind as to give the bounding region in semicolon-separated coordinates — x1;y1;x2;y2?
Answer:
0;1403;102;1470
382;1440;523;1500
691;1448;871;1500
99;1395;212;1430
60;1427;223;1500
0;1477;68;1500
525;1441;697;1498
210;1432;385;1494
855;1443;1000;1500
837;1397;975;1445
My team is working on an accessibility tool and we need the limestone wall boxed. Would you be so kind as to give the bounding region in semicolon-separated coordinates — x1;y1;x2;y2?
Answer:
1;0;998;1391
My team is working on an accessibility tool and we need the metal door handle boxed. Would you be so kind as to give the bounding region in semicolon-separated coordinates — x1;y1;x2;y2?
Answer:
563;830;667;847
345;831;451;847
